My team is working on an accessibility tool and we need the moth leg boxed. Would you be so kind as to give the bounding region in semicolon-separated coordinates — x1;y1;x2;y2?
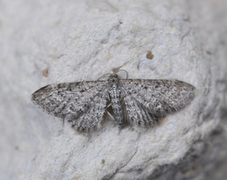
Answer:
106;111;115;122
106;103;123;128
106;103;115;121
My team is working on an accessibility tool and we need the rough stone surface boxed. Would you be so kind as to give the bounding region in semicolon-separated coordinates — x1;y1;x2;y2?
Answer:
0;0;226;180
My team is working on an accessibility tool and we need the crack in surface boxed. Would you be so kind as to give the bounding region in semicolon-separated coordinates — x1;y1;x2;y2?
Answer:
102;146;139;180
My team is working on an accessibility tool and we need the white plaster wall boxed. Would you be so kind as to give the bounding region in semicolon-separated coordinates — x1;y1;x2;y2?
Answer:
0;0;226;179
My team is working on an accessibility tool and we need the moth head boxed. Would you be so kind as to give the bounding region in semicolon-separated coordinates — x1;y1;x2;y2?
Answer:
108;74;119;84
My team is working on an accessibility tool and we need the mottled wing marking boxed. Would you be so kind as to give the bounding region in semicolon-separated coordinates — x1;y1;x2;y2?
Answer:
68;91;109;131
32;74;196;131
123;95;159;126
32;81;109;130
121;79;195;124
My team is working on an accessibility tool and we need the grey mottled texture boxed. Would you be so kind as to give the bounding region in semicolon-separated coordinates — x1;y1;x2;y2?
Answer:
32;74;195;131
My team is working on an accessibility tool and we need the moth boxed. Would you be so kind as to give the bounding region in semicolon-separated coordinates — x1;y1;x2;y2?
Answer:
31;73;196;131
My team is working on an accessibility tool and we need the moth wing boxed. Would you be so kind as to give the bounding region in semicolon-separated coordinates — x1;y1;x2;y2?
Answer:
120;79;195;118
123;95;160;126
32;81;109;131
